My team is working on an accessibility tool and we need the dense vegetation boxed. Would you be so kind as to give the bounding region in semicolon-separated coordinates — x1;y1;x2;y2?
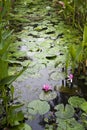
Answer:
0;0;87;130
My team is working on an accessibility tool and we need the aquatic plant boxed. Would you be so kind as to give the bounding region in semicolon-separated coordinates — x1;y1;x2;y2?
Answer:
52;0;87;30
67;73;73;82
68;96;86;108
27;96;87;130
55;104;75;119
0;1;31;129
65;24;87;75
10;123;32;130
44;96;87;130
42;84;52;92
28;100;50;115
39;91;57;101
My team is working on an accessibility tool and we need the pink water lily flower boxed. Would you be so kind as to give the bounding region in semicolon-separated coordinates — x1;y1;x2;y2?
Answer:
42;84;52;92
67;74;74;83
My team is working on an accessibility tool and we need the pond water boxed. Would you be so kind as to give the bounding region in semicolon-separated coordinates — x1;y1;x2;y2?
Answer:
9;0;87;130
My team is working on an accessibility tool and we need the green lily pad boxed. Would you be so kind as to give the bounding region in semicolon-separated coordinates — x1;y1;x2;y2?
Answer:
11;51;27;59
55;104;75;119
80;102;87;113
28;100;50;115
50;71;65;81
10;123;32;130
34;25;47;31
39;91;57;101
57;118;85;130
68;96;86;108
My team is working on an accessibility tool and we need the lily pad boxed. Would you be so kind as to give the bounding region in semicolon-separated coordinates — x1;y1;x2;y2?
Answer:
10;123;32;130
80;102;87;113
28;100;50;115
50;71;65;81
68;96;86;108
57;118;85;130
34;25;47;31
55;104;75;119
39;91;57;101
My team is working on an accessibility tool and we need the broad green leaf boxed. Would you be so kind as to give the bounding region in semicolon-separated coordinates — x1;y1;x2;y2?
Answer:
28;100;50;115
57;118;85;130
80;102;87;113
45;124;54;130
55;104;75;119
8;111;24;126
9;104;24;110
39;91;57;101
68;96;86;108
0;30;13;55
50;71;65;81
10;123;32;130
0;64;29;86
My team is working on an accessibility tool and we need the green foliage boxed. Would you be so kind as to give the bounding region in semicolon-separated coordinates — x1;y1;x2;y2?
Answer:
42;96;87;130
65;44;83;72
28;100;50;115
57;118;85;130
55;104;75;119
65;24;87;74
80;102;87;113
83;24;87;44
81;113;87;128
39;91;57;101
53;0;87;29
0;29;13;79
68;96;86;108
0;0;11;21
7;109;24;126
0;1;30;129
10;123;32;130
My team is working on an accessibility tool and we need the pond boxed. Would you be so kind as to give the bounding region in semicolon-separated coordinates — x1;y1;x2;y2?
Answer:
8;0;87;130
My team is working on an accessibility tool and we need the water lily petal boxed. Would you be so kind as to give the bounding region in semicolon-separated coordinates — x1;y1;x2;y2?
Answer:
42;84;52;92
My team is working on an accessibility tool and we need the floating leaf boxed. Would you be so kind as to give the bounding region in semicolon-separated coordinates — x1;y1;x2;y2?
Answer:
57;118;85;130
10;123;32;130
28;100;50;115
8;111;24;126
55;104;75;119
50;71;65;81
39;91;57;101
80;102;87;113
68;96;86;108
